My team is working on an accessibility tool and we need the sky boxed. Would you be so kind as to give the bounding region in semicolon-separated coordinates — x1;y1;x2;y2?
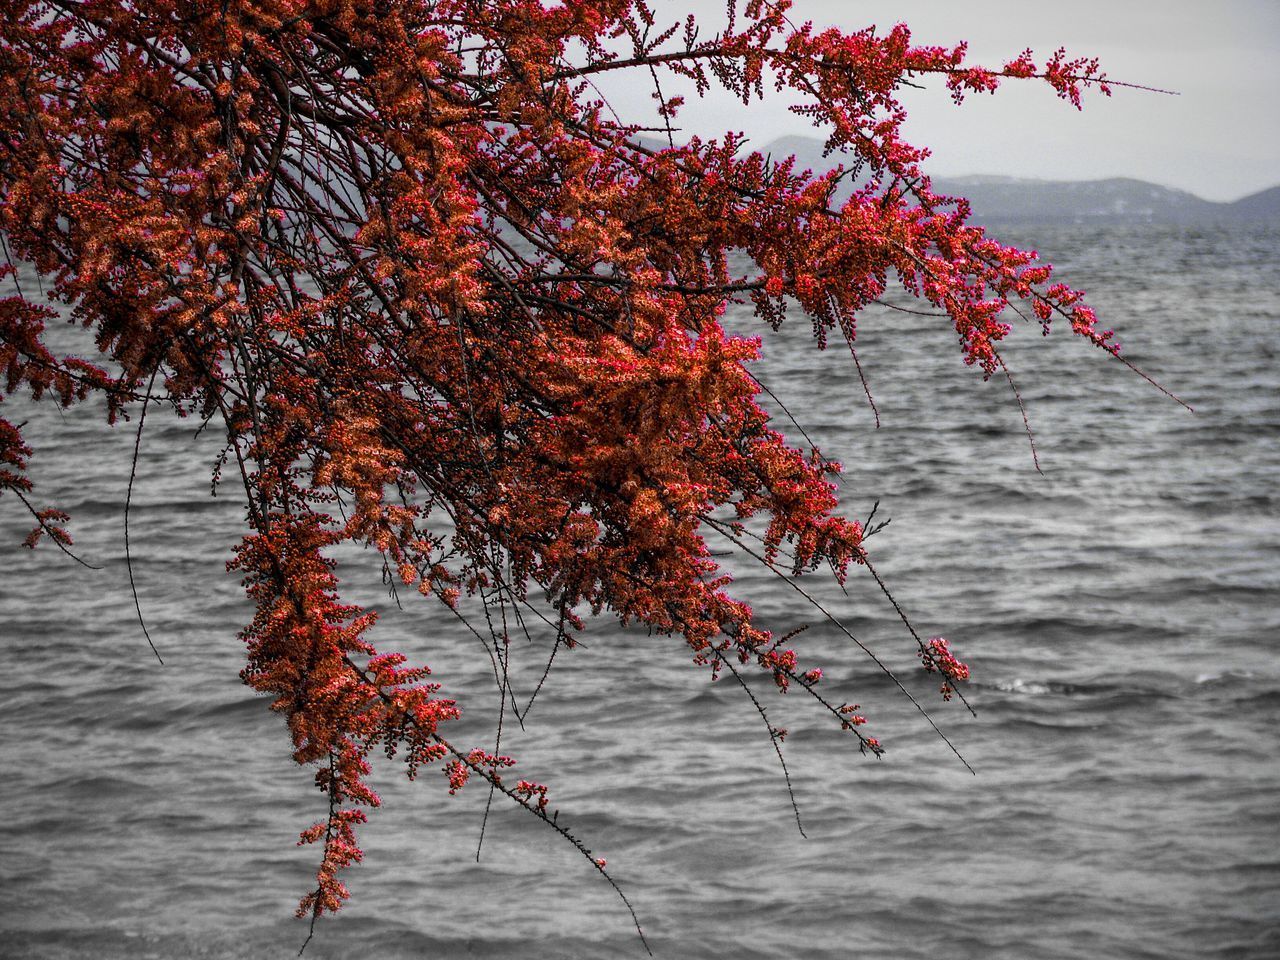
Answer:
590;0;1280;202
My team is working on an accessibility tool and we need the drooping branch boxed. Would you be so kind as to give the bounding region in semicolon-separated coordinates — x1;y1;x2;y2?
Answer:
0;0;1158;941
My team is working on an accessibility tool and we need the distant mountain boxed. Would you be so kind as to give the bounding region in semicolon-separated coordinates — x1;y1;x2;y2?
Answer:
759;136;1278;224
1227;185;1280;220
925;175;1273;225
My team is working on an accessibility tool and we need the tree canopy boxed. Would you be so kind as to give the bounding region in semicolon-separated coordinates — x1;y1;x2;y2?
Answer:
0;0;1145;941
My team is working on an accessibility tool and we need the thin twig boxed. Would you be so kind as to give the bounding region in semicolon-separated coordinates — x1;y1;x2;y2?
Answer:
716;650;807;838
702;514;975;772
125;365;165;665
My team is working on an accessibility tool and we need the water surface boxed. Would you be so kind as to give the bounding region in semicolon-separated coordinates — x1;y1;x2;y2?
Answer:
2;223;1277;959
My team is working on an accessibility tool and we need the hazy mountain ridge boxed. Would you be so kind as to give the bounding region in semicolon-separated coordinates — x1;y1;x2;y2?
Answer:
928;175;1280;224
760;135;1279;224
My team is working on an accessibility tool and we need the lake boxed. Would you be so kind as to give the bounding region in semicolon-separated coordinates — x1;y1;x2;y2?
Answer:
2;222;1277;959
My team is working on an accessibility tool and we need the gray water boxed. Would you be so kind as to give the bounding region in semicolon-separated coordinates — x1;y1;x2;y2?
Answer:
2;224;1277;959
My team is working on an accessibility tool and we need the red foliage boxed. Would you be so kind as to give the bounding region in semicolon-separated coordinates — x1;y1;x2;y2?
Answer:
1;0;1123;933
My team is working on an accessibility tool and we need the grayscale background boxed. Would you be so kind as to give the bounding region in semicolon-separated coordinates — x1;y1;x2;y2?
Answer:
2;3;1277;958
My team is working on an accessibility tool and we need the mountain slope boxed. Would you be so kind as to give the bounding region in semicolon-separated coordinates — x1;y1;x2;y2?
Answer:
759;135;1278;224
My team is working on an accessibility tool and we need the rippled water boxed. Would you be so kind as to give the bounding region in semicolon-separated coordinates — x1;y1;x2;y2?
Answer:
2;224;1278;959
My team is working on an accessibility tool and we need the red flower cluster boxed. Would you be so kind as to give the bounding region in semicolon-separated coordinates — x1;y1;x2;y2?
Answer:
921;636;972;702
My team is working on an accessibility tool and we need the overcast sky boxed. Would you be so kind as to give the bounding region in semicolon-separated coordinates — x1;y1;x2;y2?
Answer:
594;1;1280;201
